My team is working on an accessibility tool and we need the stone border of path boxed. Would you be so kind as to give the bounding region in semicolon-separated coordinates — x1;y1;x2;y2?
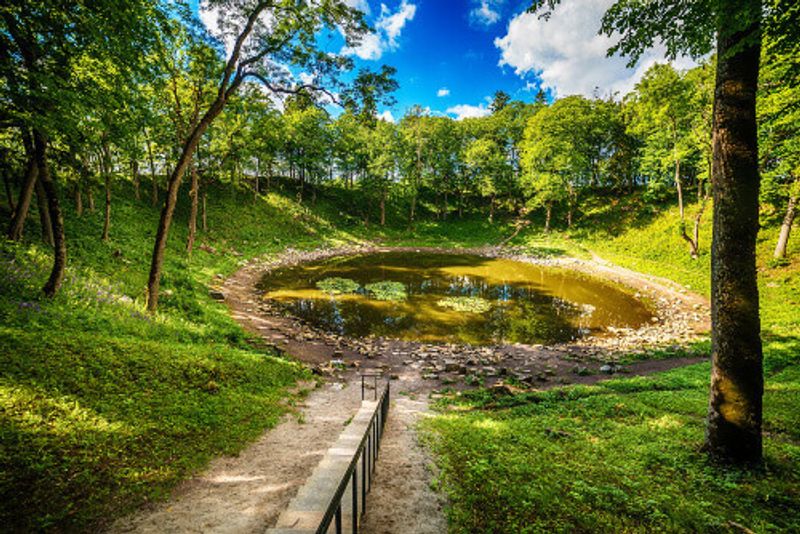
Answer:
268;381;390;534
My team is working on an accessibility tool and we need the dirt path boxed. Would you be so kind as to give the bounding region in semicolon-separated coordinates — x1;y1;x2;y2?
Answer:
360;394;447;534
109;382;362;533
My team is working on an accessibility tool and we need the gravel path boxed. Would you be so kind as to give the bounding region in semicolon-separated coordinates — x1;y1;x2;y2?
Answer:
360;394;447;534
109;382;362;533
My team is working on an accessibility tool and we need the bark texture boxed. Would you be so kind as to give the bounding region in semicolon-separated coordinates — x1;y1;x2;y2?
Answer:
705;3;764;465
7;142;38;240
35;178;53;246
34;131;66;297
773;191;796;259
186;161;199;256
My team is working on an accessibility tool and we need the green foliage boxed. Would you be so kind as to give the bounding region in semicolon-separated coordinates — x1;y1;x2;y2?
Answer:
364;280;407;301
316;277;360;294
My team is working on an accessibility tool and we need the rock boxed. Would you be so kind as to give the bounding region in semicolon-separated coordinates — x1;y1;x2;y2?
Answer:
443;359;460;372
209;290;226;300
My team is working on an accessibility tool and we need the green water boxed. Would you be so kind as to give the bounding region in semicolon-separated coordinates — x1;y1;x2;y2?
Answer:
258;252;653;345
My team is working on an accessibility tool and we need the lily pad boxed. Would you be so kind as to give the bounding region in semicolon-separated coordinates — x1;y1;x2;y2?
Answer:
316;277;360;295
365;281;407;301
437;296;492;313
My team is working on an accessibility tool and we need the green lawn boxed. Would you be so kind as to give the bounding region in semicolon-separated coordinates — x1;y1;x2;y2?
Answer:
424;195;800;533
0;185;360;530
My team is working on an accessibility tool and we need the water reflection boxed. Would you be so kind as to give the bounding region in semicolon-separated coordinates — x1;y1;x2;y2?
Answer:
258;252;653;345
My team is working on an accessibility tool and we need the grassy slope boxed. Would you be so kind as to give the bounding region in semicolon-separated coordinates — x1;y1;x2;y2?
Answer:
0;184;365;531
425;195;800;533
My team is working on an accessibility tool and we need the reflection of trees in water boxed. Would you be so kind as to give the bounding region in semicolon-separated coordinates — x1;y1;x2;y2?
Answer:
263;253;628;344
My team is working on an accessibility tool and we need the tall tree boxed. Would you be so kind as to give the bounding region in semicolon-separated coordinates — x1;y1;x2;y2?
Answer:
531;0;769;463
145;0;367;311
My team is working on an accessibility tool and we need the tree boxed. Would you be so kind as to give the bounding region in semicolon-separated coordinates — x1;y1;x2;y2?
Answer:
759;11;800;260
626;62;709;257
144;0;367;311
0;0;162;296
532;0;770;463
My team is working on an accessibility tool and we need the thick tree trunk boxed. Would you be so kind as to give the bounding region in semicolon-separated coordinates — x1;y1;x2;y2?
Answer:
489;195;495;223
35;179;53;246
380;190;386;226
186;160;199;256
147;100;226;311
34;132;66;297
7;147;38;241
774;192;796;259
705;5;763;465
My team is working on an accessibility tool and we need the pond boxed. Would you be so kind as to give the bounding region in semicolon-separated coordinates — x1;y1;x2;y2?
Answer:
258;252;653;346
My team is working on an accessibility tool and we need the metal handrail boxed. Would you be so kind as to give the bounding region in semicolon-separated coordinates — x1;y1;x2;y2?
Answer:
316;378;390;534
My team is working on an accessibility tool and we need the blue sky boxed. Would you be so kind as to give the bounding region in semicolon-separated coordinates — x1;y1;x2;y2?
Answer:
197;0;693;121
340;0;543;121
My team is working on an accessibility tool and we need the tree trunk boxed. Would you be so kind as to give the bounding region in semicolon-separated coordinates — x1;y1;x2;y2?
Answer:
409;192;417;228
101;140;112;241
489;194;495;223
545;204;552;232
774;192;796;259
74;185;83;216
102;175;111;241
34;131;66;297
132;159;140;200
147;100;227;312
681;195;708;259
2;167;15;213
202;190;208;231
705;4;763;465
35;179;53;246
87;186;95;212
146;134;158;206
676;158;685;220
186;160;199;257
7;145;38;241
380;190;386;226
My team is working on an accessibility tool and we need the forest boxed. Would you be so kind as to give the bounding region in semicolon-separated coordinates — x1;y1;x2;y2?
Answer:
1;0;799;532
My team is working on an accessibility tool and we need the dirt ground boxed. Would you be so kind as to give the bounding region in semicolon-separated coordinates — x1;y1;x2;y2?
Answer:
109;382;362;533
111;246;710;533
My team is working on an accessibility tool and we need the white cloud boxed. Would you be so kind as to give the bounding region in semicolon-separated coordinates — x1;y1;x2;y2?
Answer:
447;103;491;120
344;0;371;15
437;87;450;97
379;110;396;123
494;0;696;98
470;0;503;26
343;1;416;60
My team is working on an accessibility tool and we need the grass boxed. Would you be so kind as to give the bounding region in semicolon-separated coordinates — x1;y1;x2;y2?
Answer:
424;193;800;533
2;182;798;532
0;183;366;531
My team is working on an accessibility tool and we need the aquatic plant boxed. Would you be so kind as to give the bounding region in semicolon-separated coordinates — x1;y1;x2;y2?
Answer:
365;281;407;301
316;277;361;295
